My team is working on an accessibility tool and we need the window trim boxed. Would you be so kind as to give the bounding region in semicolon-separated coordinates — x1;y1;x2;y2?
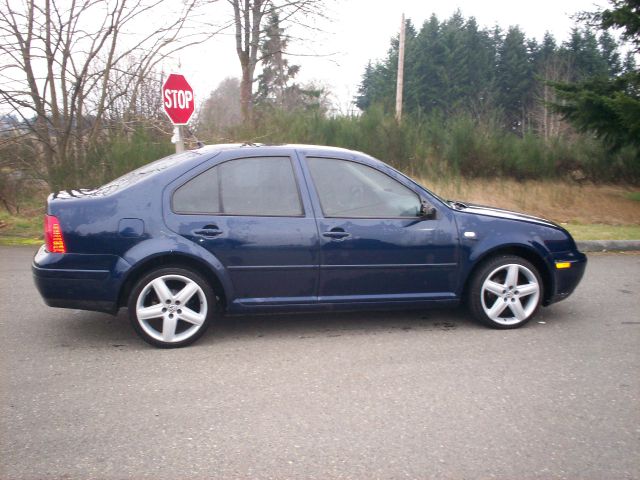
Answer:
305;156;423;220
171;155;306;217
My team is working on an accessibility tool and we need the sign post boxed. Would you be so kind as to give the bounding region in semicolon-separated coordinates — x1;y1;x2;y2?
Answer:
162;73;195;153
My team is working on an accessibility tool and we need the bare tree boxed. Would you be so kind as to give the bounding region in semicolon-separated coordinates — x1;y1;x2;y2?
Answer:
532;54;573;141
228;0;327;123
0;0;220;189
196;77;242;139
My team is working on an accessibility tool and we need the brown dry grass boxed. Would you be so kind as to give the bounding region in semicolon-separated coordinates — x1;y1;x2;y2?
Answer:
419;178;640;225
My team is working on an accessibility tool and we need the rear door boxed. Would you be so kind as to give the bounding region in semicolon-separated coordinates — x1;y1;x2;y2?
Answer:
300;154;459;303
166;151;319;307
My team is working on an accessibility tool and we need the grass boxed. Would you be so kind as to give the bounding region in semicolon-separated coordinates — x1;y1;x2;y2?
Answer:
0;208;43;246
564;224;640;241
0;236;41;246
0;167;45;245
625;192;640;202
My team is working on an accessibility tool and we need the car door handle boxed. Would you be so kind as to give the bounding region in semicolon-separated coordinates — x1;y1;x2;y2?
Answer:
322;229;351;240
192;226;223;238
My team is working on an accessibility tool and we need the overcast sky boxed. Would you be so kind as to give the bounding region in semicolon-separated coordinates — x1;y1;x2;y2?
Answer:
1;0;612;118
172;0;608;113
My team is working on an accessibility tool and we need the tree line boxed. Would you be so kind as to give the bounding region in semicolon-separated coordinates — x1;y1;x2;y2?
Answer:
356;10;635;140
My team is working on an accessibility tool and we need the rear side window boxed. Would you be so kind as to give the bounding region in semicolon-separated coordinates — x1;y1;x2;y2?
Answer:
172;156;303;216
307;157;420;218
172;166;220;213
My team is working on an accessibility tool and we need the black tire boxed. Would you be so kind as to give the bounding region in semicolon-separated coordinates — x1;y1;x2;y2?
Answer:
467;255;543;329
128;266;215;348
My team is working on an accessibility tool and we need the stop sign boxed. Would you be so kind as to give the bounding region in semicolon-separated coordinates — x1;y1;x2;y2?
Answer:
162;73;194;125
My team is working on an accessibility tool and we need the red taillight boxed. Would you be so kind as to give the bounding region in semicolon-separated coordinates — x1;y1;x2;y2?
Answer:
44;215;67;253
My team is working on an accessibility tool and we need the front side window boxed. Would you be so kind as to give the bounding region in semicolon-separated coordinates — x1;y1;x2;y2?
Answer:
173;156;303;216
307;157;421;218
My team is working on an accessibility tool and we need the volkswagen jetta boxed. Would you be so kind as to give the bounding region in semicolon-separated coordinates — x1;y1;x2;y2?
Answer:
33;144;586;347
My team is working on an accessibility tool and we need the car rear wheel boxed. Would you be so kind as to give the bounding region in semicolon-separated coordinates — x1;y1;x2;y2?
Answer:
128;267;214;348
467;255;542;329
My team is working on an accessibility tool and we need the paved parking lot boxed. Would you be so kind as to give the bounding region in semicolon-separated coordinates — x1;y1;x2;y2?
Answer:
1;247;639;479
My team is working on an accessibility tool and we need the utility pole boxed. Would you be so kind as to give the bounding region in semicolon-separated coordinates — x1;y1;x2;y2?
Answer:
395;13;406;122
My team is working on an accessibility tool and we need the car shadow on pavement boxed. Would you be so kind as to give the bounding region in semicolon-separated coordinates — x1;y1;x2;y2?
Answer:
62;306;479;350
205;307;475;344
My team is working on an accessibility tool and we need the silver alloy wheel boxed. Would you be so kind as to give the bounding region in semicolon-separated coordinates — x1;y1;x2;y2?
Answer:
135;274;207;343
480;263;540;326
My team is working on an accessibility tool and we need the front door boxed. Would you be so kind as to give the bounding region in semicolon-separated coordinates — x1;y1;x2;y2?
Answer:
302;156;458;303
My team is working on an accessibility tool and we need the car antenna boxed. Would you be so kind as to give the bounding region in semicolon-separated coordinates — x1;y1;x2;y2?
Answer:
184;126;205;149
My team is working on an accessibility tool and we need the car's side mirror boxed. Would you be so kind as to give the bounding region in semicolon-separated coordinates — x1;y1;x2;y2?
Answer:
419;199;437;219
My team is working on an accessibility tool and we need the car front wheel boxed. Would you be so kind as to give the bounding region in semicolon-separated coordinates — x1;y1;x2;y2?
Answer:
128;267;214;348
468;255;543;329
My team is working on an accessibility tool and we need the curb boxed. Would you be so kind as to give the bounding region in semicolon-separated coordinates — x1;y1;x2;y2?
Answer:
577;240;640;252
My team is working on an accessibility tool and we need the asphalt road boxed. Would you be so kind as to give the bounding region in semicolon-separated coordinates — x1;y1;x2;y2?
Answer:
1;247;639;480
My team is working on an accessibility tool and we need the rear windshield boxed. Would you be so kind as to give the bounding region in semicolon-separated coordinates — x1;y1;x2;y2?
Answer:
95;151;198;195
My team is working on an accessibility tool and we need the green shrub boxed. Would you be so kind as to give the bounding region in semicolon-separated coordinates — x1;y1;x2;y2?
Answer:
215;108;639;183
33;108;640;189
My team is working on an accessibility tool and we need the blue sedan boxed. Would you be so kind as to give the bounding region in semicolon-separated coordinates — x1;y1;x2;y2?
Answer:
33;144;586;347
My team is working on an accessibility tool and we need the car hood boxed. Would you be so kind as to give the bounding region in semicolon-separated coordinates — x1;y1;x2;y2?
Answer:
455;202;564;231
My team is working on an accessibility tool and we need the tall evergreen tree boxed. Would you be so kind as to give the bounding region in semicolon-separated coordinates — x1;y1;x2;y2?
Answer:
597;0;640;49
551;0;640;152
623;50;637;72
255;11;323;112
256;12;300;107
355;8;631;144
496;26;534;132
463;17;497;114
599;31;623;75
356;62;376;111
407;14;447;113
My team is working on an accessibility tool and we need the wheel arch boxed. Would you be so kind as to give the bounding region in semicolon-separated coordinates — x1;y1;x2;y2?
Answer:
462;244;554;305
118;252;228;311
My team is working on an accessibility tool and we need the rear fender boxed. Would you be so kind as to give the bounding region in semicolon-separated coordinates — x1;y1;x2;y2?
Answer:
120;236;234;301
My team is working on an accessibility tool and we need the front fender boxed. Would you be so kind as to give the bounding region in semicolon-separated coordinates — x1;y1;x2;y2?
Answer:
467;236;551;265
454;212;564;298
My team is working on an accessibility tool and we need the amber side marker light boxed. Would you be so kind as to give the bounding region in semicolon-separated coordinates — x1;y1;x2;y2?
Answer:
555;262;571;269
44;214;67;253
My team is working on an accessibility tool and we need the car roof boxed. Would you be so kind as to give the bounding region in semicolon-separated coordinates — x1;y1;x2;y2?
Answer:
87;143;382;197
194;143;369;158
